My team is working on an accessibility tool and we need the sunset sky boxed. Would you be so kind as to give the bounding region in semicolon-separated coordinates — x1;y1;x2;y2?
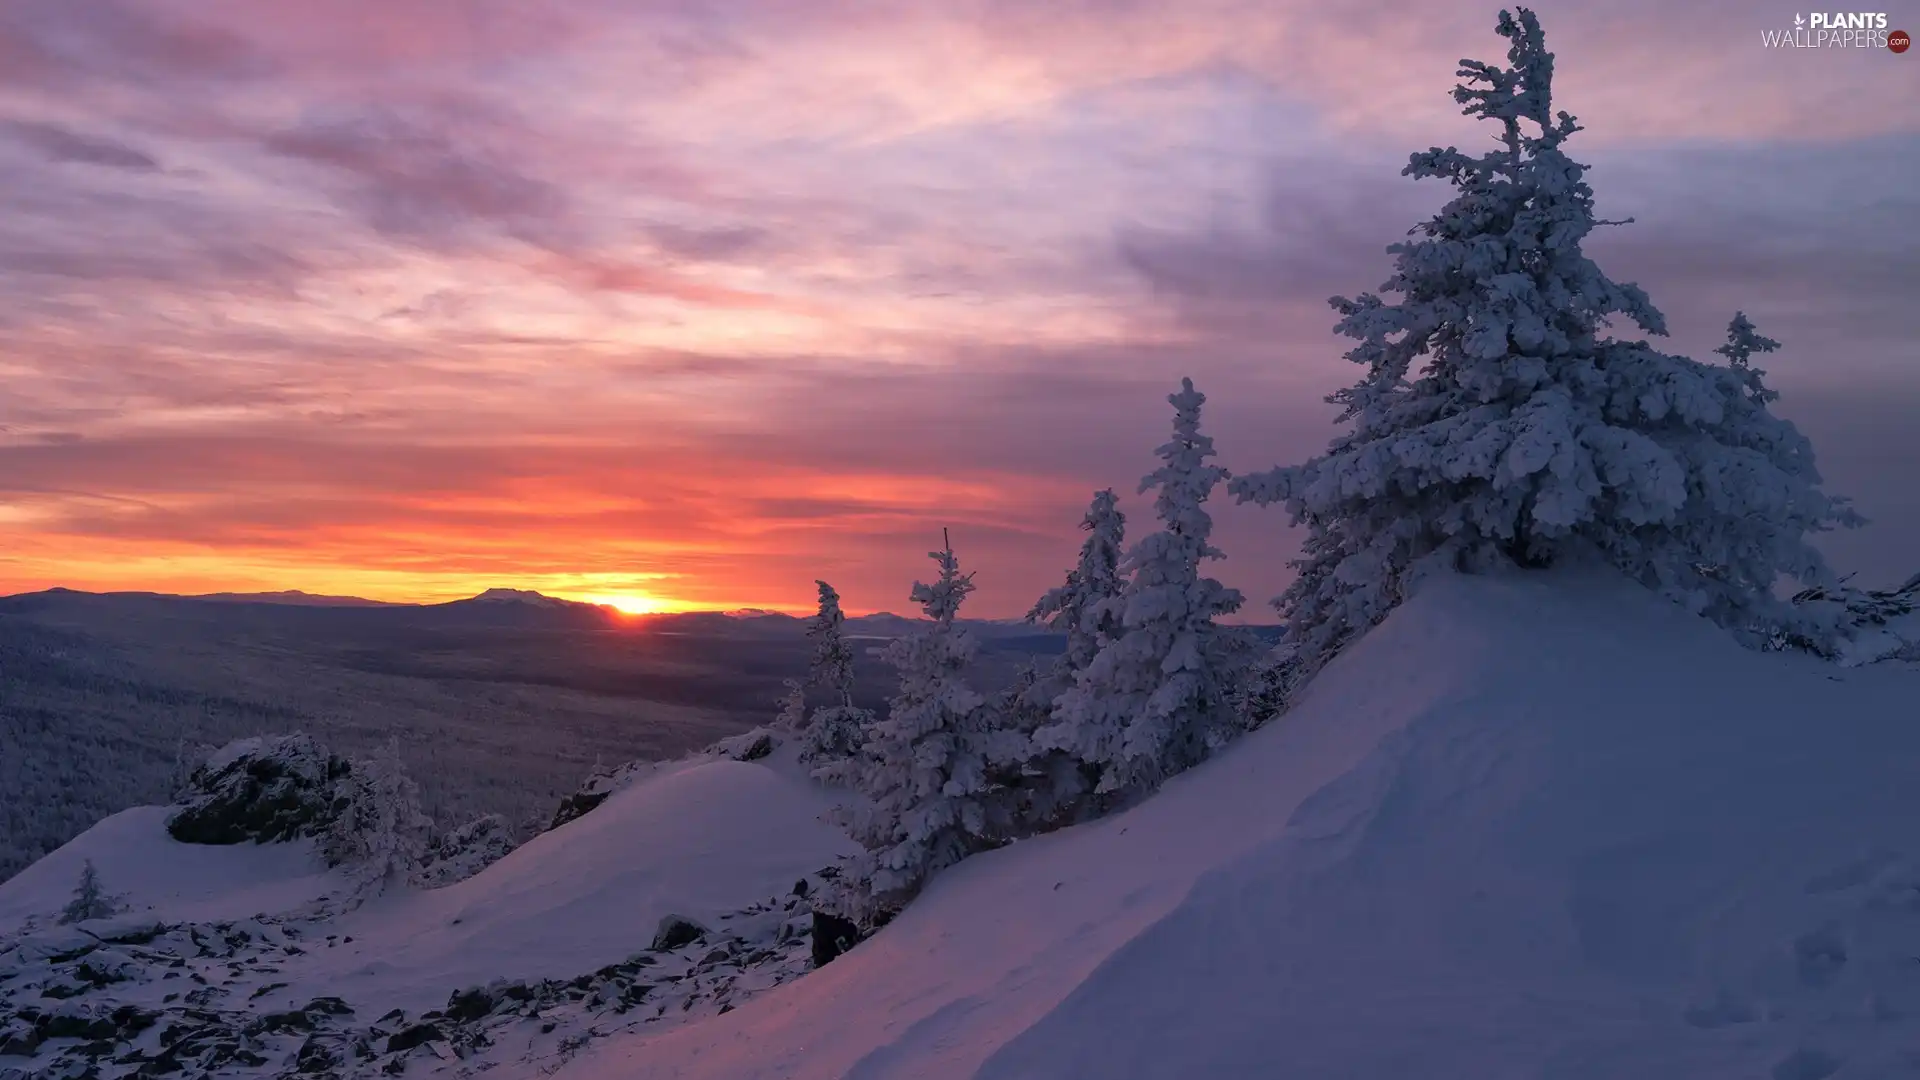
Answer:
1;0;1915;617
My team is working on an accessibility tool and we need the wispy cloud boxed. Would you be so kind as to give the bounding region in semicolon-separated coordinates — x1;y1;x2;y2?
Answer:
1;0;1914;612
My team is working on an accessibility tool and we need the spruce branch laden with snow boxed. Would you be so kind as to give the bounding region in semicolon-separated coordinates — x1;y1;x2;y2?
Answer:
1231;8;1859;678
1041;380;1255;804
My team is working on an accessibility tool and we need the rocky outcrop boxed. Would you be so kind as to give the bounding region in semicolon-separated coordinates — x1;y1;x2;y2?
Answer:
650;915;708;952
165;735;353;847
810;910;862;968
708;728;778;762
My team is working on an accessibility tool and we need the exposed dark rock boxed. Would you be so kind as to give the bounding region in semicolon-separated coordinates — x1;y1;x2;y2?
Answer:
810;910;863;968
650;915;708;952
446;987;493;1023
165;735;354;847
548;788;610;831
791;878;810;898
0;1031;41;1057
37;1012;118;1040
723;731;775;761
108;1005;156;1035
76;960;129;987
385;1022;446;1054
294;1035;338;1073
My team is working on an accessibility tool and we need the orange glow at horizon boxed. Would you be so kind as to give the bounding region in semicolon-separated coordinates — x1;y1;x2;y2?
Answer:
576;592;678;617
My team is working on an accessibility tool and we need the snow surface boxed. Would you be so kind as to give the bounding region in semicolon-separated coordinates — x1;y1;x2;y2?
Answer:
558;567;1920;1080
0;806;336;935
278;757;857;1014
1;754;856;1020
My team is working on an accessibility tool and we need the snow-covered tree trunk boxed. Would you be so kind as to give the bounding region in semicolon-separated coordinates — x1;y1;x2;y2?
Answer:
1039;380;1255;803
1230;8;1859;679
830;539;1023;923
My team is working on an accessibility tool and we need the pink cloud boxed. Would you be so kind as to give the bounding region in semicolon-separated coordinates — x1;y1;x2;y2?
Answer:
0;0;1914;611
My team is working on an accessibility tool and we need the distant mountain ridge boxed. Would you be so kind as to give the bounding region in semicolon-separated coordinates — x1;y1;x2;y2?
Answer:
0;586;1282;636
191;590;397;607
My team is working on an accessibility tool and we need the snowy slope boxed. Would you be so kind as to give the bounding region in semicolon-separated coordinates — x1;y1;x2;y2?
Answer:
273;757;859;1015
560;567;1920;1080
0;752;860;1078
0;806;338;936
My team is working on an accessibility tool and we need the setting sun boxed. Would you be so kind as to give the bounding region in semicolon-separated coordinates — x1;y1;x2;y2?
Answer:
581;593;675;617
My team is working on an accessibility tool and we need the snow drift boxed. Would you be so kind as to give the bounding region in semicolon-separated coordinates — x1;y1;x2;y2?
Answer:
560;567;1920;1080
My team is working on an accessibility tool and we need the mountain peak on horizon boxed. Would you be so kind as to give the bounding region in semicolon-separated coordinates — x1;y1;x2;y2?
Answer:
466;587;590;608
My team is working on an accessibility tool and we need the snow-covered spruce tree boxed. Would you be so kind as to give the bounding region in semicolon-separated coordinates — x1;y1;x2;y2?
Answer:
1230;8;1858;675
1028;490;1127;677
830;540;1023;922
1040;379;1255;803
322;740;432;903
800;580;870;771
807;580;856;700
59;859;116;924
1017;489;1128;824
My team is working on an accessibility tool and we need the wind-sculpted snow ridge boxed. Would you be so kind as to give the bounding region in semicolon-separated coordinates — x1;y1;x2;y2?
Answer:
0;877;832;1079
553;566;1920;1080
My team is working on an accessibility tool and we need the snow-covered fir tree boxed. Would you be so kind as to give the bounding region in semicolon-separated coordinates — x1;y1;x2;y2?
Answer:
831;539;1023;922
1230;8;1858;676
59;859;116;924
1040;380;1253;803
799;580;870;771
1017;489;1128;824
322;740;432;903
